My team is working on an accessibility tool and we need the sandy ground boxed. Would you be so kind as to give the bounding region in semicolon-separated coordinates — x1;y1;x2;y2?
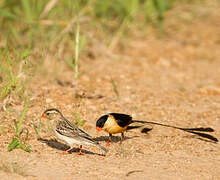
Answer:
0;1;220;180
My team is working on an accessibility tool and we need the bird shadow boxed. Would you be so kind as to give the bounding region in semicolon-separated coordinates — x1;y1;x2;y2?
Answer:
182;135;218;144
37;137;106;156
93;135;139;144
93;127;152;144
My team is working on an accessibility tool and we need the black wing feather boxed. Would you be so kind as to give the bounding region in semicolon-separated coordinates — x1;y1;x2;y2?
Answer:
109;113;133;127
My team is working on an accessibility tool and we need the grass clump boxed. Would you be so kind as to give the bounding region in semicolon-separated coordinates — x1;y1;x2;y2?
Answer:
8;100;32;152
72;111;86;127
0;0;175;50
0;47;31;101
0;0;179;82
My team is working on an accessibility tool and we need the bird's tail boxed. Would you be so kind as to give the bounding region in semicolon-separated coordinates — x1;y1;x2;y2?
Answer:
127;125;153;134
132;120;218;142
126;125;144;130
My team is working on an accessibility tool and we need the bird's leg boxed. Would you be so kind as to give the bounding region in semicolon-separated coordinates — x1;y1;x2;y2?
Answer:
120;132;125;144
62;147;73;155
106;134;112;146
78;145;84;155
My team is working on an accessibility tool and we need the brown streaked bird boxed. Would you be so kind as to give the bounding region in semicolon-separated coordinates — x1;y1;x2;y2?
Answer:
96;113;218;146
42;108;108;155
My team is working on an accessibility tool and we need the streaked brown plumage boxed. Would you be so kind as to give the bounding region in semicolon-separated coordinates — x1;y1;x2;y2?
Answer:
42;108;108;155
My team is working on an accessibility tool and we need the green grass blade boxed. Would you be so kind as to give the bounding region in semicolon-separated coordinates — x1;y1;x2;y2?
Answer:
21;0;33;23
74;23;80;80
111;78;120;99
17;99;29;135
8;138;20;152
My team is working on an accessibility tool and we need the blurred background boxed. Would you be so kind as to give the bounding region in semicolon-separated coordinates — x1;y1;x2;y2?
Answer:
0;0;219;105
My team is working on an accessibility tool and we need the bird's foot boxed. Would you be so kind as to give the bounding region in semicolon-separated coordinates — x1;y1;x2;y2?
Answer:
106;141;110;146
77;146;84;155
77;151;84;155
61;150;70;155
61;147;73;155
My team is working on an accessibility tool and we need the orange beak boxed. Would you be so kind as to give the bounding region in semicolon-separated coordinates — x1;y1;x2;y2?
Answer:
96;127;102;132
42;113;46;118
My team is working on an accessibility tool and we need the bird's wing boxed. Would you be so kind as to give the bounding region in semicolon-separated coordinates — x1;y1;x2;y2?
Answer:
56;118;97;144
109;113;132;127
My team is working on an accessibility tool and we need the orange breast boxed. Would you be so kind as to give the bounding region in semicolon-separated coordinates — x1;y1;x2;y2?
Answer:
103;115;128;134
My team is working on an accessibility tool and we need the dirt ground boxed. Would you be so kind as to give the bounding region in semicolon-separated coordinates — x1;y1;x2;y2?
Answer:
0;1;220;180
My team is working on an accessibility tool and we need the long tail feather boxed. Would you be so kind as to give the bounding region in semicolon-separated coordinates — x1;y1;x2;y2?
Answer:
185;131;218;142
127;125;144;130
181;127;214;132
133;120;218;142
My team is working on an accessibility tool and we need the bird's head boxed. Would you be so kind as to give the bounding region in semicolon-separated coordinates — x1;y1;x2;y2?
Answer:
96;114;109;132
42;108;63;121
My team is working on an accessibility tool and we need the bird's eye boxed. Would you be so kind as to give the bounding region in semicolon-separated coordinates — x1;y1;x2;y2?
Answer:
46;112;50;116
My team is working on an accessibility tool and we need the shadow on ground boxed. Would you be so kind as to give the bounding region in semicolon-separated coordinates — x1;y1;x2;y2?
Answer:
93;135;139;144
94;126;153;143
37;138;107;156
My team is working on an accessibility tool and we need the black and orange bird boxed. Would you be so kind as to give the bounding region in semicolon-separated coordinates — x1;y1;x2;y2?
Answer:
96;113;218;146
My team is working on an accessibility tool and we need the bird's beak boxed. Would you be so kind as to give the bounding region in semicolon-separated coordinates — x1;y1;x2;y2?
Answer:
96;127;102;132
42;113;46;118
